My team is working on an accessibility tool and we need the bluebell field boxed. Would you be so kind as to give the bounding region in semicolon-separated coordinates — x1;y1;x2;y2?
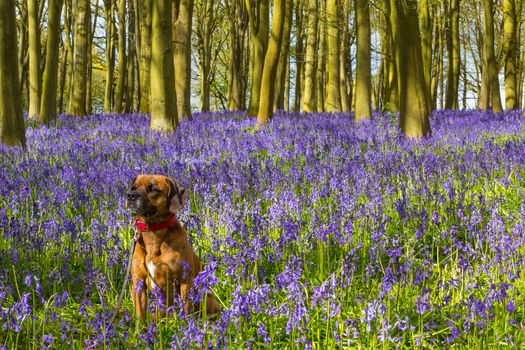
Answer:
1;110;525;348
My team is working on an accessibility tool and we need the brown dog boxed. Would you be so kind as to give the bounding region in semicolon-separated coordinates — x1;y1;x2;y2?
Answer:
125;174;220;320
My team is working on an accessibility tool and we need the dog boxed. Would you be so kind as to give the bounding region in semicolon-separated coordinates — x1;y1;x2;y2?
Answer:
125;174;221;320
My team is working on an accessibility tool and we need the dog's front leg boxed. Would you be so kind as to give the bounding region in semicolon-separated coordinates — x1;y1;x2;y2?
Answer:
131;277;147;321
180;282;193;315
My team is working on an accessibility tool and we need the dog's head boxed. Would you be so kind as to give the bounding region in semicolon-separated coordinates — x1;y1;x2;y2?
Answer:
125;174;189;221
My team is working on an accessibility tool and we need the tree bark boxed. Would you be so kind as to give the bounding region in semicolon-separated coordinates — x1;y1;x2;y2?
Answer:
316;0;326;111
150;0;178;131
445;0;460;109
113;0;126;113
419;0;431;97
392;0;431;138
40;0;63;124
103;0;115;113
293;0;303;112
302;0;318;112
246;0;269;116
325;0;341;112
503;0;518;109
0;0;26;146
226;0;248;111
138;0;151;113
354;0;371;121
125;0;135;113
173;0;194;121
273;0;292;111
67;0;90;117
28;0;41;120
478;0;503;112
87;1;99;114
196;0;214;112
256;0;285;126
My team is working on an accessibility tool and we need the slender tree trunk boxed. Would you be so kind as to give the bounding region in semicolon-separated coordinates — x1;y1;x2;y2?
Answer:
316;0;326;111
28;0;41;120
354;0;372;121
40;0;64;124
445;0;460;109
196;0;214;112
503;0;518;109
138;0;151;113
226;0;247;111
58;2;69;114
302;0;318;112
18;2;28;99
256;0;285;126
125;0;135;113
293;1;304;112
1;0;26;146
113;0;126;113
68;0;90;117
479;0;503;112
325;0;341;112
173;0;194;121
392;0;431;138
430;9;442;109
273;0;292;111
380;0;397;112
339;0;350;112
103;0;115;113
246;0;269;117
150;0;178;131
87;1;99;114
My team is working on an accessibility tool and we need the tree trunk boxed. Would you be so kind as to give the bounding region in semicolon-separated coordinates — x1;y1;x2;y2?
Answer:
445;0;460;109
196;0;214;112
478;0;503;112
325;0;341;112
138;0;151;113
354;0;372;121
113;0;126;113
28;0;41;120
293;1;303;112
58;2;69;114
419;0;431;96
226;0;247;111
246;0;269;117
273;0;292;111
40;0;63;124
125;0;135;113
87;1;99;114
256;0;285;126
0;0;26;146
339;0;350;112
316;0;326;111
503;0;518;109
173;0;194;121
68;0;90;117
392;0;431;138
150;0;178;131
302;0;318;112
103;0;115;113
380;0;398;112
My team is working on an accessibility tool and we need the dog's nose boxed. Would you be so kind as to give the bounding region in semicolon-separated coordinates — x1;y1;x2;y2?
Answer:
127;192;139;200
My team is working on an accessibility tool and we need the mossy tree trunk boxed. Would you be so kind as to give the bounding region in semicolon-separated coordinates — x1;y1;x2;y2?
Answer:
302;0;318;112
28;0;41;120
354;0;371;121
246;0;269;117
419;0;431;98
226;0;248;111
113;0;126;113
503;0;518;109
138;0;151;113
478;0;503;112
256;0;285;126
0;0;26;146
67;0;90;117
150;0;178;131
445;0;460;110
391;0;431;138
273;0;292;111
293;1;303;112
173;0;194;121
103;0;115;113
325;0;341;112
40;0;63;124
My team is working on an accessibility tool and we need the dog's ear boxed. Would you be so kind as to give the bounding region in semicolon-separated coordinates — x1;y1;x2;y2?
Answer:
129;175;138;190
165;177;189;213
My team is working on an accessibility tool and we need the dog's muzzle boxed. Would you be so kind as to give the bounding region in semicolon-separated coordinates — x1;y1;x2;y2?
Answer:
126;191;157;216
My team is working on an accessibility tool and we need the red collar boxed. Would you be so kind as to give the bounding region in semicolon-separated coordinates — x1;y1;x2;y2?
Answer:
134;214;177;232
